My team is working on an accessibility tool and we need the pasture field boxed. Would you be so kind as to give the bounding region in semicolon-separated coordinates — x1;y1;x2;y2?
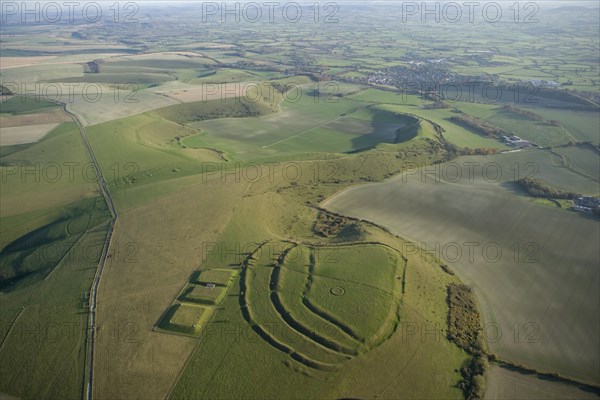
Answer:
0;123;60;146
345;89;509;150
0;114;104;241
84;113;208;207
0;108;69;127
0;118;103;254
1;4;598;399
66;88;179;127
1;63;88;86
0;53;130;70
153;85;280;124
104;54;216;71
92;175;252;400
188;68;265;84
147;81;250;103
0;226;109;400
90;109;468;399
46;72;175;86
482;108;572;147
323;152;600;384
193;269;237;286
0;96;59;115
180;284;226;305
166;160;468;400
0;96;110;400
552;145;600;184
157;304;212;336
183;89;435;158
0;56;58;69
0;102;72;148
0;195;110;286
529;108;600;144
1;121;99;217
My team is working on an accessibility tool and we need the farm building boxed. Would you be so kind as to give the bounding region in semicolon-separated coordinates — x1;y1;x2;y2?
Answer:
573;196;600;214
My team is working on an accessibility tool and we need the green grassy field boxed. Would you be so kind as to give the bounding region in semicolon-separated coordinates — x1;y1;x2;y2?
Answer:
0;96;59;115
158;304;212;336
2;5;599;398
0;98;110;400
0;226;109;400
482;108;572;147
194;269;237;286
530;108;600;144
180;284;226;305
168;184;467;399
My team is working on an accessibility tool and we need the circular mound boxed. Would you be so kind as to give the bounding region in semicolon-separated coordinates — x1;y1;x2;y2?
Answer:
330;286;345;296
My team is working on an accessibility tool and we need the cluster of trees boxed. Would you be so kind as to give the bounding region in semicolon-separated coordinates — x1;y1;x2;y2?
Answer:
441;143;500;160
313;211;348;237
447;283;488;400
270;83;292;94
450;115;510;138
460;147;502;155
517;177;575;199
502;105;561;126
447;284;485;353
501;105;543;121
460;355;489;400
422;101;451;109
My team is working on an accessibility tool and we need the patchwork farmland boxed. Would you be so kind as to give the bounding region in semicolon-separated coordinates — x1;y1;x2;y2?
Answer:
1;2;598;400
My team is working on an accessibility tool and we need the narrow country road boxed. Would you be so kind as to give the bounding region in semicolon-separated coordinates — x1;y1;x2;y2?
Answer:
59;102;117;400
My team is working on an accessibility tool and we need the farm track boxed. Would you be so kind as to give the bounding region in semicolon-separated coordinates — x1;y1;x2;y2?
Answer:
58;101;117;400
0;307;25;353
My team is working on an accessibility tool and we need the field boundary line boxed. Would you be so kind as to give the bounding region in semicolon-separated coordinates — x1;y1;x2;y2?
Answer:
262;104;371;149
0;306;26;353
